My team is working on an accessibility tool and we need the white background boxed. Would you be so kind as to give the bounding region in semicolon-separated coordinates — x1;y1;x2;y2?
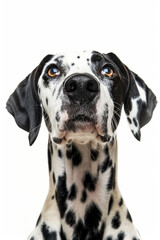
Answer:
1;0;160;239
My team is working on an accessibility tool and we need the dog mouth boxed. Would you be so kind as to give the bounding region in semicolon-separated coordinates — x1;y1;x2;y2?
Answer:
65;114;95;132
72;115;92;122
53;114;112;144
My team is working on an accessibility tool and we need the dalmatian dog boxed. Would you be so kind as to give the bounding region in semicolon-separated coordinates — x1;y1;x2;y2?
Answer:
6;51;157;240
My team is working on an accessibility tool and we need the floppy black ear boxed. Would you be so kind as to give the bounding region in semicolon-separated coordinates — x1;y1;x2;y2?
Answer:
106;52;157;140
6;68;42;146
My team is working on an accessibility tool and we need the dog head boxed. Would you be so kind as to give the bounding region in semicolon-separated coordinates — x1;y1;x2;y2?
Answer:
6;51;157;145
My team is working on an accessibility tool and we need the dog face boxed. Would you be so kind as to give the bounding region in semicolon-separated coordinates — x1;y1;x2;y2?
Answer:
6;51;157;145
37;51;128;144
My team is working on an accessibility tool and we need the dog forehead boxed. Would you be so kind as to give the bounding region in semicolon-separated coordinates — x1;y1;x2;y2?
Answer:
54;50;93;62
52;50;96;74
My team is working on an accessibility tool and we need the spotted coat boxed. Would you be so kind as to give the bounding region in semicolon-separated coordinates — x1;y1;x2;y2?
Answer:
6;51;157;240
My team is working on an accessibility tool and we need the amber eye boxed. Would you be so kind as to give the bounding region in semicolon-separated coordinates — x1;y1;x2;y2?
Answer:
47;65;60;78
101;66;114;77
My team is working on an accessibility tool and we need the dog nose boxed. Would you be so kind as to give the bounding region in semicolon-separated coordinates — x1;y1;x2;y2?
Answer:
64;74;99;105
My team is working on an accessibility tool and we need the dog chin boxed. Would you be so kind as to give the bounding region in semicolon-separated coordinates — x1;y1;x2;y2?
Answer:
65;125;97;143
52;121;113;145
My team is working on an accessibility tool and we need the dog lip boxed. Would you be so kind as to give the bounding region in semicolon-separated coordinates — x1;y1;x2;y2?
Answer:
71;114;92;122
64;115;95;133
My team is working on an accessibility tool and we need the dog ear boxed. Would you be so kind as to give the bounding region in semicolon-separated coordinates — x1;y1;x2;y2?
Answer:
124;70;157;140
106;53;157;140
6;68;42;146
6;55;53;145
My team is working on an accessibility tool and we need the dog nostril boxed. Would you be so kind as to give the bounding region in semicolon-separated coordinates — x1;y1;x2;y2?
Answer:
86;79;99;92
65;80;77;92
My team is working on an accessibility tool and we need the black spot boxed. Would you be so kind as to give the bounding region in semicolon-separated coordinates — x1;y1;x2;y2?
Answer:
65;119;76;132
83;172;97;191
117;231;125;240
48;137;53;153
68;184;77;201
132;238;138;240
107;166;116;190
127;117;132;124
81;189;87;203
50;143;53;154
48;147;52;172
41;223;57;240
53;172;56;184
100;135;111;142
66;146;72;159
73;216;104;240
52;88;56;96
72;148;82;166
73;219;87;240
86;58;90;66
55;173;68;218
108;195;114;215
71;63;75;66
90;149;99;161
126;210;133;222
36;213;42;226
106;237;113;240
119;198;123;206
30;237;34;240
66;144;82;166
66;142;72;148
87;221;105;239
104;145;109;155
84;202;102;230
65;210;76;227
101;156;112;173
58;149;62;158
111;211;121;229
133;117;138;127
55;112;60;122
60;226;67;240
91;53;102;62
77;56;80;59
43;109;52;132
53;137;62;144
52;195;54;199
46;98;48;105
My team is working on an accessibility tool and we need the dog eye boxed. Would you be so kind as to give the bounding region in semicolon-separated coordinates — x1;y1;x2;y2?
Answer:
47;66;60;78
101;66;114;77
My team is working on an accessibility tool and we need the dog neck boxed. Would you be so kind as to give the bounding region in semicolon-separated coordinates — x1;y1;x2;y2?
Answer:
47;137;118;223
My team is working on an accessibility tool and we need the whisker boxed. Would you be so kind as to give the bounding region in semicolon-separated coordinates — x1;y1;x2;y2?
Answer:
29;114;49;133
29;123;42;133
112;115;118;131
113;100;122;107
113;105;121;112
113;110;121;118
